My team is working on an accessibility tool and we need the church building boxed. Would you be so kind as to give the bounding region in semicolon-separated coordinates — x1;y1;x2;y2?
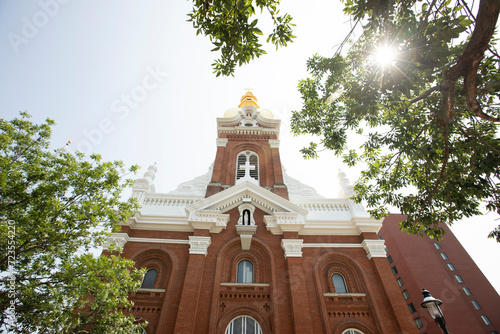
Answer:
107;91;419;333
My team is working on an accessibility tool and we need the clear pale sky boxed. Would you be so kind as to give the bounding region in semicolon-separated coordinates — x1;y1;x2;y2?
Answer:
1;0;499;294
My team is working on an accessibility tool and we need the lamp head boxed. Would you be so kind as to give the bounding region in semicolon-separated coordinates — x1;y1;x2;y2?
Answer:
421;289;444;320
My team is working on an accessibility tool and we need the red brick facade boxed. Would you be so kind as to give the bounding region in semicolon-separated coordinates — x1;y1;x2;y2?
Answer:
113;93;419;333
380;214;500;333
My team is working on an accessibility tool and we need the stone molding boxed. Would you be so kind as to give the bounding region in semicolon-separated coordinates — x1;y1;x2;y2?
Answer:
281;239;304;258
188;210;230;233
103;233;129;249
268;139;280;148
236;224;257;250
216;138;228;147
264;212;305;234
188;236;212;256
362;239;387;259
302;243;364;248
105;233;191;248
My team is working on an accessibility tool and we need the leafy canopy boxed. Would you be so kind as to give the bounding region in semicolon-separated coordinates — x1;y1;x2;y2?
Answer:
0;112;146;333
188;0;295;76
290;0;500;241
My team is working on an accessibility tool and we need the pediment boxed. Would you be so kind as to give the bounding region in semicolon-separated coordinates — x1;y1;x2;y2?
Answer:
185;181;308;217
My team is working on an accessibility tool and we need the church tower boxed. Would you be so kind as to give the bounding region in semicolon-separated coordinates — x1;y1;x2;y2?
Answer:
107;92;419;334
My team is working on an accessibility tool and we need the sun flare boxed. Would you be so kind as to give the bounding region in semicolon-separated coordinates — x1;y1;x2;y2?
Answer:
373;46;396;67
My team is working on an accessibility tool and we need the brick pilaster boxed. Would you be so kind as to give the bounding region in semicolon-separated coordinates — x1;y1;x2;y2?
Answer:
173;253;206;333
286;257;314;333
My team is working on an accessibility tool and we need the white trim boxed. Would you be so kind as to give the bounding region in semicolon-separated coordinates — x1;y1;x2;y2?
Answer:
128;237;189;244
302;243;364;248
106;233;190;245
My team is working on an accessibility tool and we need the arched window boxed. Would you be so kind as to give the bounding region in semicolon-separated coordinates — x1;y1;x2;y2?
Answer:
225;315;263;334
236;151;259;184
141;268;158;289
342;330;364;334
237;260;254;283
332;273;348;293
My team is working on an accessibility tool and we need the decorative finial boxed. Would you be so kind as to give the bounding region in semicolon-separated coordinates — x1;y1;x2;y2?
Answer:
238;89;259;108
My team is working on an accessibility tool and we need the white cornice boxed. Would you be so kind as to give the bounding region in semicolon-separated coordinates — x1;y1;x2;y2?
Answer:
186;181;308;217
105;233;191;248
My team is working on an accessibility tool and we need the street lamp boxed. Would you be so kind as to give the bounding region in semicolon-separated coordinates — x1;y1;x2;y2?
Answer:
421;289;449;334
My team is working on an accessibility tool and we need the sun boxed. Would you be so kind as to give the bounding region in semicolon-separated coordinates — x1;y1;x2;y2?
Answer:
373;46;396;68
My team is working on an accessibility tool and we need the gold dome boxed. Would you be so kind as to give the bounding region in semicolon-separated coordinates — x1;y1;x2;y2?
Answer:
238;91;259;108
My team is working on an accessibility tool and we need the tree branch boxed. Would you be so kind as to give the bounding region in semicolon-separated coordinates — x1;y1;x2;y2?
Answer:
409;85;440;104
442;0;500;122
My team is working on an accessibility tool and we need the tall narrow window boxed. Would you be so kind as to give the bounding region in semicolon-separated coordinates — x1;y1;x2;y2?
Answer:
391;266;398;275
387;255;393;264
434;242;442;249
455;274;464;283
415;318;423;329
236;151;259;184
463;287;472;296
225;316;263;334
402;289;410;300
141;268;158;289
481;315;492;326
408;303;416;314
237;260;254;283
396;277;404;287
440;252;449;260
472;300;482;310
447;263;456;271
332;273;348;293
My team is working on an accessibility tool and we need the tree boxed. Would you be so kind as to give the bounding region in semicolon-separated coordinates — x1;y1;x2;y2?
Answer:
289;0;500;241
188;0;295;76
0;112;146;333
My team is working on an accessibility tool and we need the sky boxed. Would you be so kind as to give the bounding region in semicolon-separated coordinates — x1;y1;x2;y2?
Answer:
1;0;499;294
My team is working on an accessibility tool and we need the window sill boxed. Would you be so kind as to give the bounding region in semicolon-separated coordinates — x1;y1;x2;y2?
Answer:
220;283;270;287
323;292;366;297
136;288;166;293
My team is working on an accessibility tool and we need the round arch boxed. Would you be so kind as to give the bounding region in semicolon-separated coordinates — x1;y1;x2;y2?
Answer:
341;329;364;334
225;315;263;334
208;237;279;333
224;143;273;186
217;306;271;334
334;320;373;334
133;247;178;290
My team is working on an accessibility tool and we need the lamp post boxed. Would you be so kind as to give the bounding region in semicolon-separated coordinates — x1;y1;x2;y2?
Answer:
421;289;449;334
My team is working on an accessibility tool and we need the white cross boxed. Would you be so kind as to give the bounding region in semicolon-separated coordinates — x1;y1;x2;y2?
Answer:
239;157;256;179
